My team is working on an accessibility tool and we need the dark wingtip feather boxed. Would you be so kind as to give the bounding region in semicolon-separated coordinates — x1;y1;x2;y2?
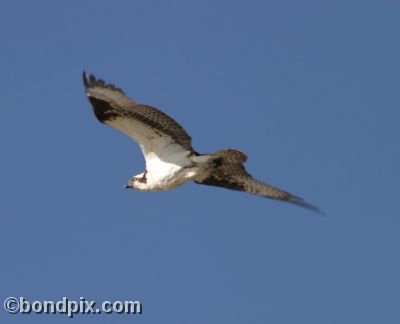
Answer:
82;71;101;89
82;70;89;88
82;71;125;94
288;195;325;216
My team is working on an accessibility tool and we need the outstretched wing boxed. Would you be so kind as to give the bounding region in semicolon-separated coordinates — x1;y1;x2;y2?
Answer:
83;72;194;162
196;150;322;213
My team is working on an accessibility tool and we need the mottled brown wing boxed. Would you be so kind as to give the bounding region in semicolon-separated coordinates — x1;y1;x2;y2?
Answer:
196;150;321;213
83;72;194;156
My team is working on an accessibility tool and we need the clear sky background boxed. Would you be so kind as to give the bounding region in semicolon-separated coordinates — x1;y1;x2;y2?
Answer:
1;1;399;323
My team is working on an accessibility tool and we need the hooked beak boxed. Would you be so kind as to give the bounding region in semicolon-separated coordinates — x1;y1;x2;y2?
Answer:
124;184;132;189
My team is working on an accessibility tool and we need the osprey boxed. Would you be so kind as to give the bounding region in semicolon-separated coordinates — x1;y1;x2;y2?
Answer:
83;72;320;213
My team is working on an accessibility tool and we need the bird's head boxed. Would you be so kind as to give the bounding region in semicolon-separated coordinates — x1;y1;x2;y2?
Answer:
124;172;148;191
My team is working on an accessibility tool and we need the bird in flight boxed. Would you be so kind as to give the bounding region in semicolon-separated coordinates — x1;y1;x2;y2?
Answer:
83;72;321;213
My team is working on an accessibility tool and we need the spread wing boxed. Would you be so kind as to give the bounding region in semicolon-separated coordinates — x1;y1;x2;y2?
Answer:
83;72;194;163
196;150;322;213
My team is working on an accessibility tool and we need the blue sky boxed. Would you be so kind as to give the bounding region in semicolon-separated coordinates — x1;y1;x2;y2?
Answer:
1;1;399;323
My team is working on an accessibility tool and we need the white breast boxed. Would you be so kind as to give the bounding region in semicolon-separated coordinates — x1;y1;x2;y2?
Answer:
143;150;197;190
